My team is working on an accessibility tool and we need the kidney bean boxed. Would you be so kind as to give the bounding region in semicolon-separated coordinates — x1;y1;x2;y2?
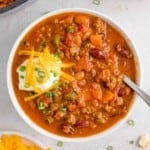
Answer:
60;123;75;134
115;44;132;58
118;87;125;97
89;48;106;60
121;49;130;57
75;120;89;128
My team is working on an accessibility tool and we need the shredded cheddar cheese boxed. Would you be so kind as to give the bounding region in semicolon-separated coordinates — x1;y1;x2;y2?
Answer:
18;50;41;57
60;71;75;81
18;47;75;101
0;134;41;150
24;82;58;102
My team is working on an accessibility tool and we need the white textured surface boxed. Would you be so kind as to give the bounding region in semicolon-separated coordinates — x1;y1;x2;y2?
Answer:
0;0;150;149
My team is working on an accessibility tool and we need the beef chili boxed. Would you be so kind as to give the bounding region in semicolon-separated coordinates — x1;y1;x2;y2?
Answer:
0;0;16;8
12;12;137;137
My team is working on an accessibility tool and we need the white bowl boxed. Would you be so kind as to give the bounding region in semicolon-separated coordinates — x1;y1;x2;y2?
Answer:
7;8;141;142
0;131;45;149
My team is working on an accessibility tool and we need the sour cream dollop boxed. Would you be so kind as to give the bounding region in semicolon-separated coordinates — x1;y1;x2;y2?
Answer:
17;59;60;92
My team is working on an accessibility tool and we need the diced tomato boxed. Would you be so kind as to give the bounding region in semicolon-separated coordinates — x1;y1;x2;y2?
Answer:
78;24;88;33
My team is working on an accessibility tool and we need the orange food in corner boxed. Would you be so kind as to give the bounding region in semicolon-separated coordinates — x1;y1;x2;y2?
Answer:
0;134;41;150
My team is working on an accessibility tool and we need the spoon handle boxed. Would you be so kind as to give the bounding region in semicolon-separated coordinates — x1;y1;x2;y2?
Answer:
123;76;150;106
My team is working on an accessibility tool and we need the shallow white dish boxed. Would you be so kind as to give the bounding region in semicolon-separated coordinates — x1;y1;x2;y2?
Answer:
7;8;141;142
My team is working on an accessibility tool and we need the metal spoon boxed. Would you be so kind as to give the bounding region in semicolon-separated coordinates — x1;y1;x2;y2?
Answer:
123;75;150;106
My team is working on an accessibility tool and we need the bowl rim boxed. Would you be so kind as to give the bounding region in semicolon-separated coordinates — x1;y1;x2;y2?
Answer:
7;8;142;142
0;130;45;148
